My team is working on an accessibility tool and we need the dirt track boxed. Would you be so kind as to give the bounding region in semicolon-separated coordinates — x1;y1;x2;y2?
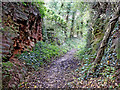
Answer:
22;49;80;88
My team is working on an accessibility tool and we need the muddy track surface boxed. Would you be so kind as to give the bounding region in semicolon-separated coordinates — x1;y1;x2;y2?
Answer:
22;49;80;88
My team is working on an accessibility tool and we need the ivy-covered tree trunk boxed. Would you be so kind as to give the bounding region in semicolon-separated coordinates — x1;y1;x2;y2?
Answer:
94;6;120;68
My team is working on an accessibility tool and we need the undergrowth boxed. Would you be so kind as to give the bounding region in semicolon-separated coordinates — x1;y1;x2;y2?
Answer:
19;38;86;70
2;61;27;88
74;47;120;88
19;41;64;70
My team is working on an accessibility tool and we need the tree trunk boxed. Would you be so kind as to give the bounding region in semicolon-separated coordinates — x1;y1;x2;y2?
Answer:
70;11;76;38
66;3;71;23
118;17;120;61
64;3;71;39
94;6;120;65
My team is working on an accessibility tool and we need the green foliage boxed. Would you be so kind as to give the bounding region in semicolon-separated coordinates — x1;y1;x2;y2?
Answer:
3;61;14;69
22;2;27;6
44;1;89;45
46;8;67;27
75;48;97;79
19;41;61;69
19;38;85;70
76;47;95;61
37;2;46;18
60;38;86;52
2;61;13;87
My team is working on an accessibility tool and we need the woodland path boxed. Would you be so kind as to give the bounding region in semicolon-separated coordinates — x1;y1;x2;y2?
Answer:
21;48;117;88
22;49;81;88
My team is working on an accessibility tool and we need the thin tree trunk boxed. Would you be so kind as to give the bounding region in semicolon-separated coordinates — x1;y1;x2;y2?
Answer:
64;3;71;39
70;11;76;38
66;3;71;23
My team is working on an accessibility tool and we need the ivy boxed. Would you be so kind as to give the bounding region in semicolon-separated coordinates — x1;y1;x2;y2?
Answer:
19;41;61;70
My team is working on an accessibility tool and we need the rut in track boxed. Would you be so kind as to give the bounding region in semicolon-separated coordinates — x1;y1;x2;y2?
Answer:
23;49;80;88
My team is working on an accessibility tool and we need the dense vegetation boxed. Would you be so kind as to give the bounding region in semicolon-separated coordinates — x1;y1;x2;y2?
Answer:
1;1;120;89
